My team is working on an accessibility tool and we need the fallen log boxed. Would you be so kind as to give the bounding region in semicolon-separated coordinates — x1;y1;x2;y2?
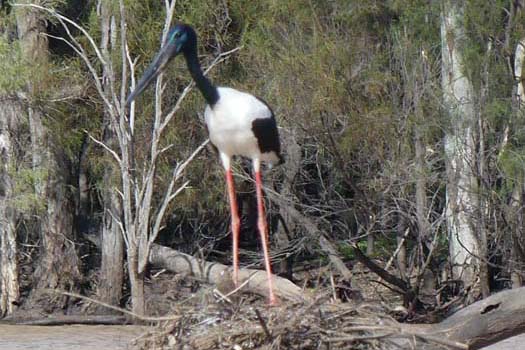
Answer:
429;286;525;349
400;286;525;349
148;243;307;303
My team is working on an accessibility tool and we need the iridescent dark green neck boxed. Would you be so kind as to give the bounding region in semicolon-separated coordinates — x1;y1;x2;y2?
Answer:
183;50;219;106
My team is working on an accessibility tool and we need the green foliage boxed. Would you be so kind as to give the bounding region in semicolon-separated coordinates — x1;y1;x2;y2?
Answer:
11;167;47;214
499;147;525;182
0;38;30;93
339;241;369;260
462;0;509;90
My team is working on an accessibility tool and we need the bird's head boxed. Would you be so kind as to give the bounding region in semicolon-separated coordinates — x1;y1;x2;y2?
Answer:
126;24;196;106
165;23;197;57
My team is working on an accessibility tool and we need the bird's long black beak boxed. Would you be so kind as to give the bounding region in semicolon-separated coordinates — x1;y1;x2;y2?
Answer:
126;42;178;107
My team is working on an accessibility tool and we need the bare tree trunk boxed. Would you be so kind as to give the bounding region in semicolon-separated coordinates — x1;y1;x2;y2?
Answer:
414;126;432;294
15;1;80;309
366;222;375;255
509;185;524;288
0;9;20;317
99;170;124;311
77;135;90;229
128;250;145;317
477;40;492;298
498;0;525;289
0;101;21;317
97;0;124;313
509;35;525;288
415;129;429;247
393;26;432;292
396;212;407;279
441;0;481;296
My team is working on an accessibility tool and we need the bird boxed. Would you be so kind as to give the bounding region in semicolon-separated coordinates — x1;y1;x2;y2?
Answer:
126;24;283;305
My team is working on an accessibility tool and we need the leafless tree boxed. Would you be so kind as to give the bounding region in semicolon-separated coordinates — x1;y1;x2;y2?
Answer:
16;1;238;316
441;0;482;297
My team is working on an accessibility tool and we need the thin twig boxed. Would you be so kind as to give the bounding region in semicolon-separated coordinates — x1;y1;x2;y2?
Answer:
86;132;121;163
53;290;181;322
254;308;273;341
212;271;259;303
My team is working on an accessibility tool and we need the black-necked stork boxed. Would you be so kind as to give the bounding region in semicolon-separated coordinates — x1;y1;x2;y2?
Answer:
126;24;283;305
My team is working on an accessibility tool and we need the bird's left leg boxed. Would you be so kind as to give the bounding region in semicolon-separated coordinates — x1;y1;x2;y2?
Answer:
253;159;277;305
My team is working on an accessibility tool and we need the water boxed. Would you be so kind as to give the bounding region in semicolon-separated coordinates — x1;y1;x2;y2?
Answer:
0;324;147;350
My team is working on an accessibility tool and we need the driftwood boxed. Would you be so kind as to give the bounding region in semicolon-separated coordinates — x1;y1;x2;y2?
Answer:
148;243;307;303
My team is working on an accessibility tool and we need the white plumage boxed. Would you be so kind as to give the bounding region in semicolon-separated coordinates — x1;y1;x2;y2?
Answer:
205;87;280;169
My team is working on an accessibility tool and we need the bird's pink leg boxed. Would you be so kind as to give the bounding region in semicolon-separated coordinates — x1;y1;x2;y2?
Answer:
225;168;241;286
254;170;277;305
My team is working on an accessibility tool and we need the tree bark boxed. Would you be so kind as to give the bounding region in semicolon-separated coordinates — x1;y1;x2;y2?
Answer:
498;0;525;290
97;0;124;314
15;0;80;310
508;36;525;289
128;251;145;317
441;0;481;296
0;101;21;317
415;129;429;250
0;5;20;318
477;40;491;298
396;212;407;280
98;185;124;312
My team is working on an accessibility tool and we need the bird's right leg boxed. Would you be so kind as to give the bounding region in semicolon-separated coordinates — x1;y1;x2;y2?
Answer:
253;159;277;305
222;155;241;286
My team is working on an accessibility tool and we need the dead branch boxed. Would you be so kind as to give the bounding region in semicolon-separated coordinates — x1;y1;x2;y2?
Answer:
350;243;414;300
265;191;353;281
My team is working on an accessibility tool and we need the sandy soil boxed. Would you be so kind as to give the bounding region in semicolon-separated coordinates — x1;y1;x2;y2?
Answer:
0;324;148;350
